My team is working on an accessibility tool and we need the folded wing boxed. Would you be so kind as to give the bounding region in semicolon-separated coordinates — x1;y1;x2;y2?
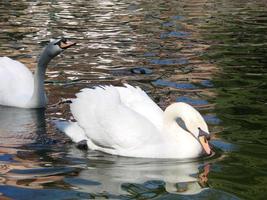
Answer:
70;85;163;152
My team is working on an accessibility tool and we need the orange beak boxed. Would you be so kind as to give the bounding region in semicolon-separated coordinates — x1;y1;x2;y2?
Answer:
199;136;211;155
59;40;76;49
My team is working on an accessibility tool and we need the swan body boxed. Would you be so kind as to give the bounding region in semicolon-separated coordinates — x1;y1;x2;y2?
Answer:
56;84;211;159
0;57;34;108
0;38;75;108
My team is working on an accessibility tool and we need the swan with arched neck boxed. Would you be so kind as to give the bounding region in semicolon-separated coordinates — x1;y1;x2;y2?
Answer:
55;84;211;159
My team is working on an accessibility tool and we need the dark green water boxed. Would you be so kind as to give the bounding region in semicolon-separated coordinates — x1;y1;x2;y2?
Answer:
200;2;267;199
0;0;267;199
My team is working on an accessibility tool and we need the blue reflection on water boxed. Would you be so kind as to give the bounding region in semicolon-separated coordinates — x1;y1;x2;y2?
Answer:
0;154;15;162
153;79;197;89
161;31;189;39
204;114;221;125
162;22;175;27
150;58;188;65
211;140;237;152
0;185;92;200
200;80;214;88
176;96;208;106
171;15;184;20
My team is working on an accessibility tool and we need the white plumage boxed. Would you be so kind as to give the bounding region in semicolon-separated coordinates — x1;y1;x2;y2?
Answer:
56;84;211;159
0;57;34;108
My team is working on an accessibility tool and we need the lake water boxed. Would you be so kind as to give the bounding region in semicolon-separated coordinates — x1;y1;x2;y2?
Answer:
0;0;267;199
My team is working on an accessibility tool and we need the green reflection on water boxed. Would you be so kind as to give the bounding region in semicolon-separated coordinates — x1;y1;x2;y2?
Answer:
201;3;267;200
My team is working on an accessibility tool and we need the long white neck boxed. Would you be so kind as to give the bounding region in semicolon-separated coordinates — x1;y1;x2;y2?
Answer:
163;103;192;138
27;51;52;108
163;102;208;137
162;102;205;158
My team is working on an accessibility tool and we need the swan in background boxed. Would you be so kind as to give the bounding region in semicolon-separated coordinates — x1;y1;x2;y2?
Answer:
0;38;76;108
56;84;211;159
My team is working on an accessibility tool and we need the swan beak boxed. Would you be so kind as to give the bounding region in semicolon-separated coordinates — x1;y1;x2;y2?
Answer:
199;136;211;155
59;40;76;49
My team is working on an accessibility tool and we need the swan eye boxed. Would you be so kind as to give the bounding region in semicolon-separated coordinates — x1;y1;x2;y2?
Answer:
198;128;210;140
55;38;76;49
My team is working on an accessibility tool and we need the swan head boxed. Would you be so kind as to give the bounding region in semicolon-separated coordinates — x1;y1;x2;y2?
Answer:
164;102;211;156
45;38;76;58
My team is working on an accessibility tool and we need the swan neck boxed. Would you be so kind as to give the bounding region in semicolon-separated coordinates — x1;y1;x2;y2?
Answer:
28;50;52;108
38;51;52;70
162;104;186;139
163;103;197;138
163;103;182;126
163;102;208;138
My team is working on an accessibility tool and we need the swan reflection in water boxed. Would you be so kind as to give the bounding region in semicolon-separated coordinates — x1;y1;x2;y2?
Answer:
0;106;236;199
0;105;215;198
65;148;212;198
0;106;46;146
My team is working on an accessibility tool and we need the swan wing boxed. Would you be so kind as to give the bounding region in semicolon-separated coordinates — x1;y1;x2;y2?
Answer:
70;85;162;155
116;84;163;130
0;57;33;107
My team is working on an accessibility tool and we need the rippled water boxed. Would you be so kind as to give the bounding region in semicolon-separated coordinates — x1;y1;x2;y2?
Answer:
0;0;267;199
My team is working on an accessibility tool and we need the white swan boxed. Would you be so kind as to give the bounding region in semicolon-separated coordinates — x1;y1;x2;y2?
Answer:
0;38;76;108
56;84;211;159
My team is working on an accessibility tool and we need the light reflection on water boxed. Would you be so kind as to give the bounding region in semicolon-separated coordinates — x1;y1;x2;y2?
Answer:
0;0;267;199
0;106;46;145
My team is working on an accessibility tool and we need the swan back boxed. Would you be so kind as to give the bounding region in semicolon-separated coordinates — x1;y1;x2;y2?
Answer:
0;57;33;107
116;84;163;130
70;85;164;156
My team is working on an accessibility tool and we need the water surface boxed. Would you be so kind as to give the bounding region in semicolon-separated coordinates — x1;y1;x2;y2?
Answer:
0;0;267;199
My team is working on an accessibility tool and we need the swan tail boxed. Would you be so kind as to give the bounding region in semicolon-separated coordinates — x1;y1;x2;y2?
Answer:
53;120;87;143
